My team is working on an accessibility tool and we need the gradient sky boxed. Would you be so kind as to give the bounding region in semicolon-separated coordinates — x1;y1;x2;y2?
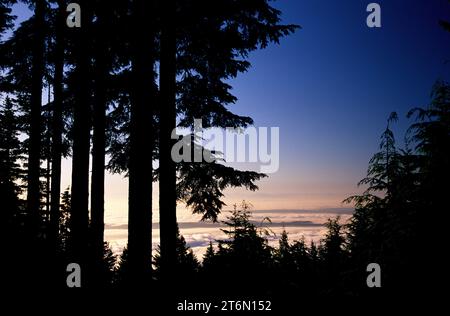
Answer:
9;1;450;224
221;0;450;210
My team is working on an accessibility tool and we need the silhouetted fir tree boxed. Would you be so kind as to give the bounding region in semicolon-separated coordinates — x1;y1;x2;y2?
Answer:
0;96;25;231
212;202;275;295
115;245;131;287
274;230;302;291
275;230;295;279
343;113;406;291
341;86;450;295
318;217;346;294
276;230;292;264
174;0;299;222
127;0;155;285
159;0;178;281
68;0;92;272
26;0;46;232
367;112;401;200
153;227;200;285
291;237;309;271
49;0;66;250
407;81;450;213
101;242;117;286
86;240;117;288
90;0;110;284
288;236;319;294
405;80;450;289
202;241;216;271
344;108;428;292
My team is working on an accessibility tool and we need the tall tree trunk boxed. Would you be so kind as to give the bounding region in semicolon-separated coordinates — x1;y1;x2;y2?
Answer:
159;0;177;279
27;0;45;228
70;0;91;266
49;0;65;249
45;79;51;221
90;0;108;270
128;0;155;284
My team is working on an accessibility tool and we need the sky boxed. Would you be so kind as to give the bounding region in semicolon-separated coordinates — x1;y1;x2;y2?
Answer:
7;1;450;253
222;0;450;209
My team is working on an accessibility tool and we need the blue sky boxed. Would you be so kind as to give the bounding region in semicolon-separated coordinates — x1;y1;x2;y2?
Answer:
221;0;450;210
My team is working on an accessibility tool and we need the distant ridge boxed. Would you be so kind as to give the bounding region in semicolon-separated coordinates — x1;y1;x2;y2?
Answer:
249;208;354;215
106;220;326;230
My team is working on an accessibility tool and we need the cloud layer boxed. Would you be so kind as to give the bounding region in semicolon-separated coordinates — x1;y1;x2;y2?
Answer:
104;209;352;258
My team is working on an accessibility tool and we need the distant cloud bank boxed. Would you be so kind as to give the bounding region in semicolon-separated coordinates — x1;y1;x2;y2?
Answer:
104;209;353;257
